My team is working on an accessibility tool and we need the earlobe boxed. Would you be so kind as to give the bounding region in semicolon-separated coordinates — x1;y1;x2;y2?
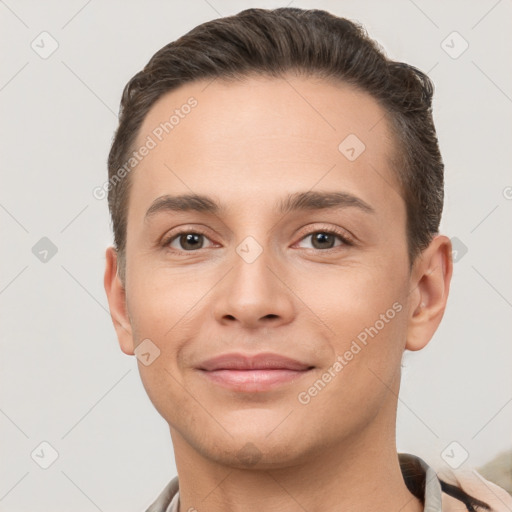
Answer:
405;235;453;351
104;247;135;356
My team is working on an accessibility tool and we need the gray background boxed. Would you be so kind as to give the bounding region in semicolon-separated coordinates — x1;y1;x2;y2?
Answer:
1;0;511;510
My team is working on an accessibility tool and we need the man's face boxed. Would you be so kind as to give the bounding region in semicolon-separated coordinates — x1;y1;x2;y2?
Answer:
119;75;416;467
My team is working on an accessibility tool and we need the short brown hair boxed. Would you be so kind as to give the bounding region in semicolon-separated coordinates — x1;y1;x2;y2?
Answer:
107;7;444;278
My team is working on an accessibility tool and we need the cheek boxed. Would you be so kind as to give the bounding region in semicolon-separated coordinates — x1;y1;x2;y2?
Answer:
300;262;408;383
294;277;407;435
125;269;211;414
303;259;406;331
126;266;207;343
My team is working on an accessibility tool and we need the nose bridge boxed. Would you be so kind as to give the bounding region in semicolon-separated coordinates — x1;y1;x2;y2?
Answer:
212;231;295;328
233;236;274;293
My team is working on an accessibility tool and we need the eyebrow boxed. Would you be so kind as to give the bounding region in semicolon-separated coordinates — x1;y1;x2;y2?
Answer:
144;190;375;219
279;191;375;215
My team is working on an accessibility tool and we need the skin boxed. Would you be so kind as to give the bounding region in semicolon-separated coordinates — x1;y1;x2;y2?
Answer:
104;74;452;512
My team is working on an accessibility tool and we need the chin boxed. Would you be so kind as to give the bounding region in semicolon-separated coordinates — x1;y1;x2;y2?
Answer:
211;440;304;470
186;422;310;469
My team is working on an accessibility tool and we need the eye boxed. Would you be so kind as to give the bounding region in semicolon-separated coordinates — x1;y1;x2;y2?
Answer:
296;229;353;250
165;231;216;251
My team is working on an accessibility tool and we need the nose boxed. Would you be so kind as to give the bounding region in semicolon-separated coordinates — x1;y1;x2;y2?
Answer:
212;242;296;330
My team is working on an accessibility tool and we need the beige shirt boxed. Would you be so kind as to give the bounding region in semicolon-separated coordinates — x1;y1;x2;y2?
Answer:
145;453;512;512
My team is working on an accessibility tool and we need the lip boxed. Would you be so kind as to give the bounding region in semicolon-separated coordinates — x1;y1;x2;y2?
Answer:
198;352;312;371
196;353;314;392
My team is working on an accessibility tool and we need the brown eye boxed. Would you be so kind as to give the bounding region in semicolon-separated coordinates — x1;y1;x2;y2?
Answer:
310;232;337;249
167;232;213;251
297;230;352;250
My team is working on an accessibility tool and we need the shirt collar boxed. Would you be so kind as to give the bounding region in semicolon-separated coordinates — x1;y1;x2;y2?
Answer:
149;453;444;512
423;459;444;511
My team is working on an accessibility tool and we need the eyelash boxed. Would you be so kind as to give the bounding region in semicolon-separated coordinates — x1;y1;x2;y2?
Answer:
161;226;354;254
296;227;354;251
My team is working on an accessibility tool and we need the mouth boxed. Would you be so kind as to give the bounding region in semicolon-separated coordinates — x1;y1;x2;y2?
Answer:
196;352;315;392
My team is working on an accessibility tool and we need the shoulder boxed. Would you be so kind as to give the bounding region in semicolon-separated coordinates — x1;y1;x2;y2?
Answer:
145;475;179;512
399;452;512;512
436;466;512;512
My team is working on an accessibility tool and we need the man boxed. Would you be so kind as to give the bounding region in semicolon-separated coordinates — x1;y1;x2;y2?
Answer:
103;7;512;511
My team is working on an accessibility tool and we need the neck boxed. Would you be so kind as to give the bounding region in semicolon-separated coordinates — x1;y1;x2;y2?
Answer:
169;416;423;512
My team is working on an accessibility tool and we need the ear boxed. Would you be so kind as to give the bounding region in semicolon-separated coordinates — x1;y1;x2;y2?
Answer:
104;246;135;355
405;235;453;351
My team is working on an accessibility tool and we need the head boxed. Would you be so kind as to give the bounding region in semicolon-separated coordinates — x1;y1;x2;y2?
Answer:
104;7;452;470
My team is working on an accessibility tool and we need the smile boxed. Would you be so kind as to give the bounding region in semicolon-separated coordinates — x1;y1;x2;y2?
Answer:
198;368;313;392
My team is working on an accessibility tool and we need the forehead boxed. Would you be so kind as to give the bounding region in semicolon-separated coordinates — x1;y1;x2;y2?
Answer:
129;74;403;220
